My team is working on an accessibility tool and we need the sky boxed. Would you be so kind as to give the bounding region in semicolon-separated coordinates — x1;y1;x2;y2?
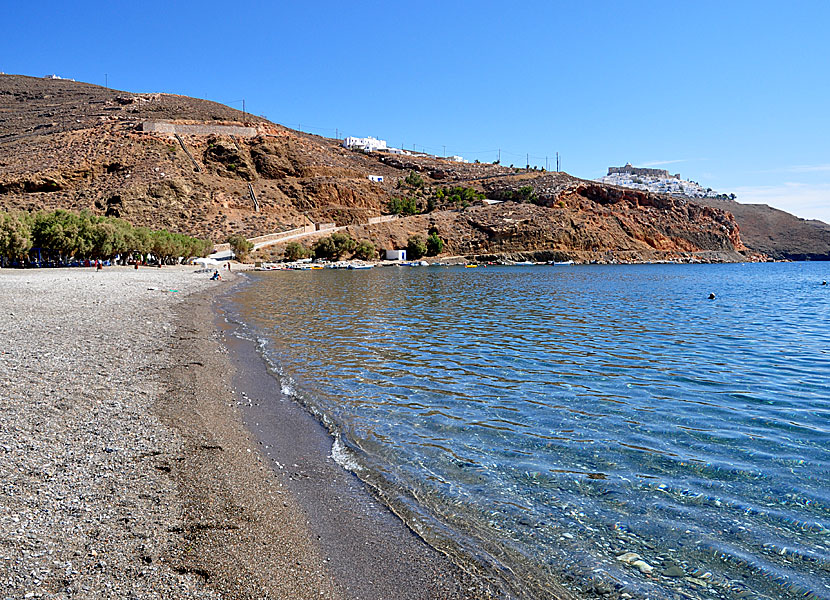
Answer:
3;0;829;222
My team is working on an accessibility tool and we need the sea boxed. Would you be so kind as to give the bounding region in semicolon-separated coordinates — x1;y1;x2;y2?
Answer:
228;262;830;599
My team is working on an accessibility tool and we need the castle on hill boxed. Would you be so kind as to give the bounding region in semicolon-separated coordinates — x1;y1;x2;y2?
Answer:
597;163;736;201
607;163;680;180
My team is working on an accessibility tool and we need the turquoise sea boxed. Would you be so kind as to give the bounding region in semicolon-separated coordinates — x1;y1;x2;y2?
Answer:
230;262;830;599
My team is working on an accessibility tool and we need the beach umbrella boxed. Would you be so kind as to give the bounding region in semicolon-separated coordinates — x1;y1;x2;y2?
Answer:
193;257;220;269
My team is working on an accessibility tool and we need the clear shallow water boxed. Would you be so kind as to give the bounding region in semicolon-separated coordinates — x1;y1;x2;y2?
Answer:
232;263;830;599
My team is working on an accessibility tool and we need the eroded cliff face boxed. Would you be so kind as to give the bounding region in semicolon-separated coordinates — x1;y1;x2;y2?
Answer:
0;74;755;261
559;183;746;252
337;194;748;265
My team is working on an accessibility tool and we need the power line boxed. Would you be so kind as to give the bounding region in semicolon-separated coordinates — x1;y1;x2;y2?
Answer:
198;109;561;167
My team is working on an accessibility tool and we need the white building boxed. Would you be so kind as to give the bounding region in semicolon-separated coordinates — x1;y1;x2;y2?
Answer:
386;249;407;261
449;155;465;163
387;147;405;155
368;175;384;183
343;136;387;152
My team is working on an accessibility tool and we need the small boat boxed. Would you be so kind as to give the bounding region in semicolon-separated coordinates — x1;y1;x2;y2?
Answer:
348;264;374;270
549;260;575;266
465;264;478;268
514;261;535;266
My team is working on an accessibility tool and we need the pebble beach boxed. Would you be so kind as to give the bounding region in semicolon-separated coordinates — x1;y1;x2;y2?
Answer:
0;267;218;597
0;266;490;600
0;267;341;599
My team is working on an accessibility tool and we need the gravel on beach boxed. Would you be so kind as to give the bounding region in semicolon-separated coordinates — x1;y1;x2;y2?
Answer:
0;267;222;598
0;266;504;600
0;267;339;599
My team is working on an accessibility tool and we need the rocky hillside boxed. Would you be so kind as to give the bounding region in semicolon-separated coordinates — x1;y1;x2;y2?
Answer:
0;73;805;262
692;198;830;261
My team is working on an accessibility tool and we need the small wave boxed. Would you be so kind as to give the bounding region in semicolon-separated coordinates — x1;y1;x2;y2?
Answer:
331;435;363;472
230;262;830;600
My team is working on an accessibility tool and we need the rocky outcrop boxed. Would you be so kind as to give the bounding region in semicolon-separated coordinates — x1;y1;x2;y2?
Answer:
202;137;255;181
693;198;830;260
249;137;304;179
332;199;747;265
0;173;66;194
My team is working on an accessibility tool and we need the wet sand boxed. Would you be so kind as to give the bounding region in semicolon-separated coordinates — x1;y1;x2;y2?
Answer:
0;266;502;599
211;292;501;599
161;279;501;599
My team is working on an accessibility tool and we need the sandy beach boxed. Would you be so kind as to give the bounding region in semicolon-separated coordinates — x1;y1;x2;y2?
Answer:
0;266;497;599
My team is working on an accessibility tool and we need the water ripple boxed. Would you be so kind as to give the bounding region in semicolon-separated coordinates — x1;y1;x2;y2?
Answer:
234;262;830;600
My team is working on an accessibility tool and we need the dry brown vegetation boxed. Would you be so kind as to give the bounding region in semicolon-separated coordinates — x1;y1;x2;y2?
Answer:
2;73;827;261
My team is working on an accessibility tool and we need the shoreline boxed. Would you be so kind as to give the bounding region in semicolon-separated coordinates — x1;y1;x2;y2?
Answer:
0;266;496;599
198;275;504;599
155;274;343;598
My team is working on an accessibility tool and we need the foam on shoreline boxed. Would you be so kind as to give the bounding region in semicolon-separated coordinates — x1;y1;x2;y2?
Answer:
0;266;498;599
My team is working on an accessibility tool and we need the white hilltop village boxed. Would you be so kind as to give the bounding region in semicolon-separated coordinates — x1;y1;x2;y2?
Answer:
596;163;736;201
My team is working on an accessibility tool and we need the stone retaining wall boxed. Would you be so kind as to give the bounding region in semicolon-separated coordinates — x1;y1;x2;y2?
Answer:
141;121;257;138
367;215;397;225
248;225;316;245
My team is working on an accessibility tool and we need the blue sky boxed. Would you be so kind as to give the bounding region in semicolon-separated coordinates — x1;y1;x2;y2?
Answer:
3;1;829;222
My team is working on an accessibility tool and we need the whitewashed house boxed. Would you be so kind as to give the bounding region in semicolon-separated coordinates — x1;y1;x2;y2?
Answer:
343;136;387;152
368;175;384;183
449;155;465;163
386;249;406;261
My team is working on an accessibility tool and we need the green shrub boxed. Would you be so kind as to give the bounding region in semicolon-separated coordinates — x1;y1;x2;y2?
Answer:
512;185;538;204
426;232;444;256
389;196;419;216
312;236;336;260
227;234;254;261
331;232;357;258
313;232;357;260
404;170;424;189
407;235;427;260
432;186;483;210
284;241;308;261
0;212;32;261
0;208;211;265
353;240;376;260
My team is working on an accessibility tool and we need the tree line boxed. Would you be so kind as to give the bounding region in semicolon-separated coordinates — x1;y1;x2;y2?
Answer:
281;229;446;262
282;232;377;262
0;209;213;266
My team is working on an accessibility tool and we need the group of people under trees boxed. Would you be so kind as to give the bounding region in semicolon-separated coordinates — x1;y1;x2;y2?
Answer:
0;209;213;267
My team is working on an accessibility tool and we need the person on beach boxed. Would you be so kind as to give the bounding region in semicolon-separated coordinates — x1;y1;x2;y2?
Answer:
211;270;221;280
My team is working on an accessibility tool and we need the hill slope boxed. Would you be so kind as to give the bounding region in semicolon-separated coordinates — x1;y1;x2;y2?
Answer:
1;73;807;262
692;198;830;261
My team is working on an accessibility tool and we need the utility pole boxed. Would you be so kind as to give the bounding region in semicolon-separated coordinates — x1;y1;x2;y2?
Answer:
556;152;560;172
527;153;529;170
443;145;446;157
546;156;549;171
105;73;108;89
242;99;246;121
335;128;338;140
